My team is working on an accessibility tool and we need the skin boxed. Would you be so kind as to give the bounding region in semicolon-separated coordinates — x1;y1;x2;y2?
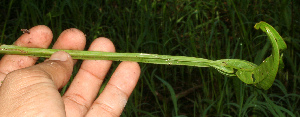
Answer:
0;25;140;117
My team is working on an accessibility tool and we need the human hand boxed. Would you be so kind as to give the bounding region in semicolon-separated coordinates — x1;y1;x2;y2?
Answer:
0;25;140;117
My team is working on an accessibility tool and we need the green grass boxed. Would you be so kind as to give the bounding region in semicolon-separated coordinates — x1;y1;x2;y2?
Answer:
1;0;299;116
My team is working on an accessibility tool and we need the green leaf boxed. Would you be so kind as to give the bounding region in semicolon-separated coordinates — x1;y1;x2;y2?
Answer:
252;21;287;90
213;21;287;90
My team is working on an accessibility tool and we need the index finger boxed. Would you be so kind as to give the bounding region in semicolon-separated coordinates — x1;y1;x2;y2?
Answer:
0;25;53;83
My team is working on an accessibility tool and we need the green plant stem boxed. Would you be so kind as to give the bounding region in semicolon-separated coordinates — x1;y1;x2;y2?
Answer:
0;44;213;67
0;22;287;90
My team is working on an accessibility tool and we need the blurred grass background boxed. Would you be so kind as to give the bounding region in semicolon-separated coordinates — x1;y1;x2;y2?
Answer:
1;0;299;116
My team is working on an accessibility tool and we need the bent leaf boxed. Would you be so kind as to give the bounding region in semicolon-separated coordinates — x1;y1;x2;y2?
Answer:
220;21;287;90
252;21;287;89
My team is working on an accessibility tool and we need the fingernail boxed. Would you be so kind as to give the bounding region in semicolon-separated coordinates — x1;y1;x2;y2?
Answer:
49;51;70;61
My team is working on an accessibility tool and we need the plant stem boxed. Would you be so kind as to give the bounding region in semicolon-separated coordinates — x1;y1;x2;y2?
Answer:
0;44;212;67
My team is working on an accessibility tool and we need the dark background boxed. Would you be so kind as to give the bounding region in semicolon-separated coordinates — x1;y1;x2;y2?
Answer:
1;0;299;116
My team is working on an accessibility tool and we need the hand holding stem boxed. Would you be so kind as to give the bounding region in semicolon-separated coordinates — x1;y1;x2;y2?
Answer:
0;25;140;116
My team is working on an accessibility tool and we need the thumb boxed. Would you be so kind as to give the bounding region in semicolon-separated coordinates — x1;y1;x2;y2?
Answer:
0;51;73;116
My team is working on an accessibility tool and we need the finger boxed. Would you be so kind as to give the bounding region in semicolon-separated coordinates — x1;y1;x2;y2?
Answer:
63;37;115;117
0;25;53;84
0;51;73;116
86;61;140;117
51;28;86;64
